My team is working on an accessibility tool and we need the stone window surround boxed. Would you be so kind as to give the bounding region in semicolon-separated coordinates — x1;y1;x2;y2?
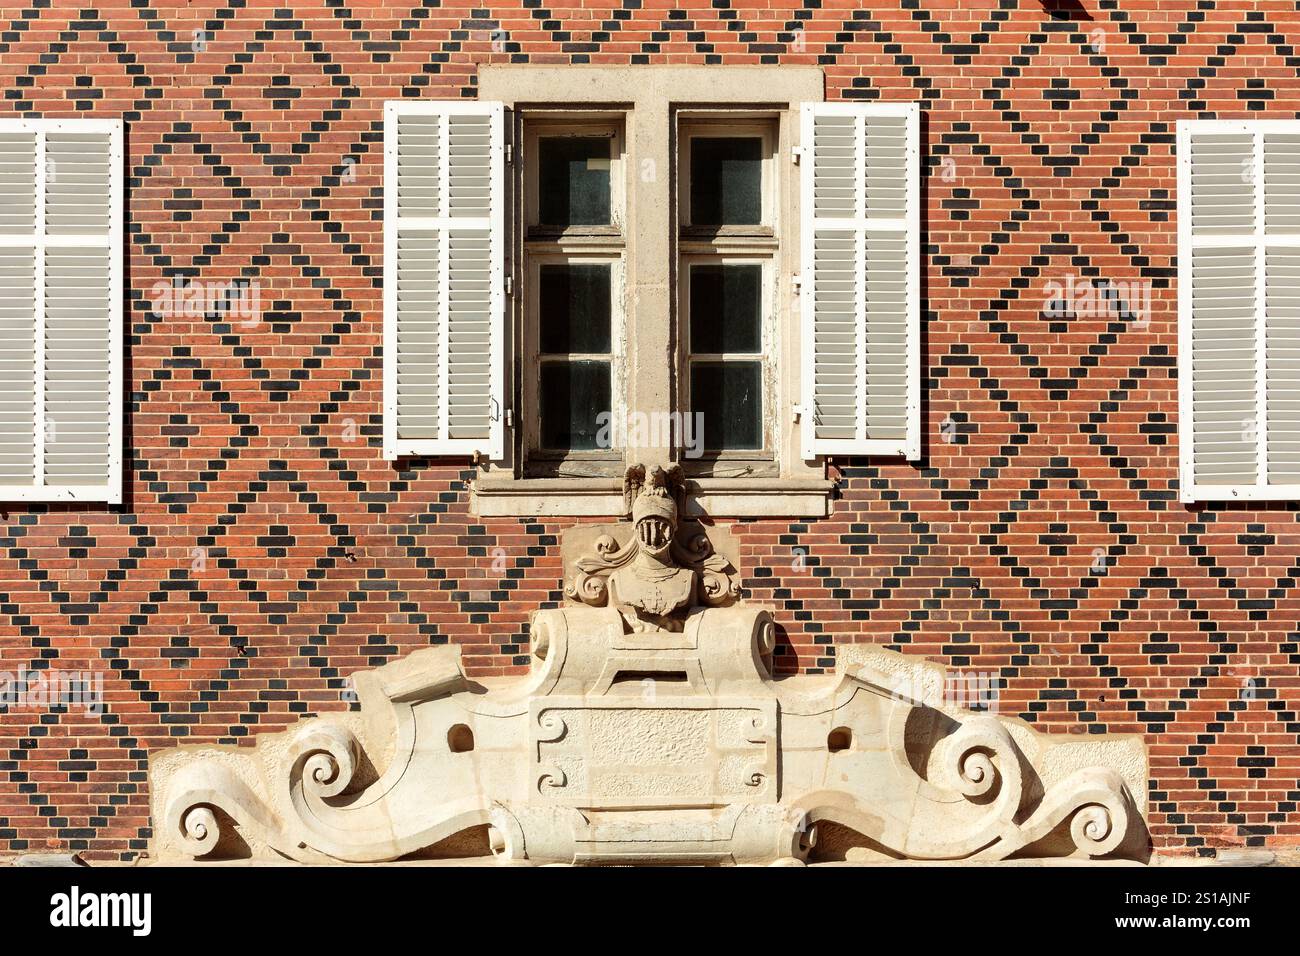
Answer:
471;65;836;518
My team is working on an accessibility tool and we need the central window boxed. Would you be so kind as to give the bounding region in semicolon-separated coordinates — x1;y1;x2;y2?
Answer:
519;110;782;476
383;67;921;516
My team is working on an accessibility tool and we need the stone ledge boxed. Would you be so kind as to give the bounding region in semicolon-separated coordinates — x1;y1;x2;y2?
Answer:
470;474;835;518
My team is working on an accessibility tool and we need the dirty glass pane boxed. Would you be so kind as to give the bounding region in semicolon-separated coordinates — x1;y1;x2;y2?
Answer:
539;263;612;354
690;361;762;450
689;263;761;354
689;137;762;226
538;136;611;227
540;360;611;450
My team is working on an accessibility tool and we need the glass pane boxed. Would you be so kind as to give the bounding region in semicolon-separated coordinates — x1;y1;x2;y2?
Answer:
539;263;612;354
538;136;611;227
690;137;762;226
689;263;761;354
690;361;762;450
540;360;611;451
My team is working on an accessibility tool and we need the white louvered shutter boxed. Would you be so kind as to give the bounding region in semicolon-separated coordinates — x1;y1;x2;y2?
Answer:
1179;120;1300;501
0;119;122;503
800;102;920;461
384;101;505;460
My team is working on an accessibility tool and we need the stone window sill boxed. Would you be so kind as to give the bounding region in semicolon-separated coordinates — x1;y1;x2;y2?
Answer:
470;474;834;518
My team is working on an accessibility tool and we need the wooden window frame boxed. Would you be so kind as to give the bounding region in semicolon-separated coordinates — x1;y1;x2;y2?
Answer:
521;112;628;477
523;116;626;240
523;250;627;474
677;117;778;238
675;114;781;475
678;254;778;468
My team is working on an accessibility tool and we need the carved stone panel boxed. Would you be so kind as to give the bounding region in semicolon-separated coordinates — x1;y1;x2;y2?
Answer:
531;697;778;808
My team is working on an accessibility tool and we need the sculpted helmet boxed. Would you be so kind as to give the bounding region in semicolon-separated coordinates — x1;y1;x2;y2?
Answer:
631;465;678;554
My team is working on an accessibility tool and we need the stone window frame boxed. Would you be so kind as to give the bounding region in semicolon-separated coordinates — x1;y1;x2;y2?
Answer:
471;65;834;518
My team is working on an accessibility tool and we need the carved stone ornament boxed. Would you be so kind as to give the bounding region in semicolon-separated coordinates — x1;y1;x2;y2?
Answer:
565;464;741;632
146;465;1150;865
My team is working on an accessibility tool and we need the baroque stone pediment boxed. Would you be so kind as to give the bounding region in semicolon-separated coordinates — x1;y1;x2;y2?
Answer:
146;466;1149;865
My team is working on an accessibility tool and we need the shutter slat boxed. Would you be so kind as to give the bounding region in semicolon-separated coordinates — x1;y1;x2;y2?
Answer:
1264;133;1300;233
1188;134;1255;236
1188;244;1258;484
44;247;112;485
385;102;504;459
802;102;919;459
0;133;37;236
0;247;35;484
1267;247;1300;481
45;132;112;236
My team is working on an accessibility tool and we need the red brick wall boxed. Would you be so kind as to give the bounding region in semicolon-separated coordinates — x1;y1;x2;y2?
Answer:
0;0;1297;861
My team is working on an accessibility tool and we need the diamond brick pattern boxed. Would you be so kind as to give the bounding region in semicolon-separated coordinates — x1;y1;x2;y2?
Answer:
0;0;1297;861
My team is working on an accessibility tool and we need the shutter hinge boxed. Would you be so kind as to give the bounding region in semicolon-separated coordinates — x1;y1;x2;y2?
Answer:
792;273;802;291
791;145;805;165
504;274;513;296
505;143;514;165
792;404;803;423
505;408;513;428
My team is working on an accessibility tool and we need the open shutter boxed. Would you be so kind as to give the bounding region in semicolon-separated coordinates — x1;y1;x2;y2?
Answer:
1178;120;1300;501
0;119;121;504
384;100;505;460
800;102;920;461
